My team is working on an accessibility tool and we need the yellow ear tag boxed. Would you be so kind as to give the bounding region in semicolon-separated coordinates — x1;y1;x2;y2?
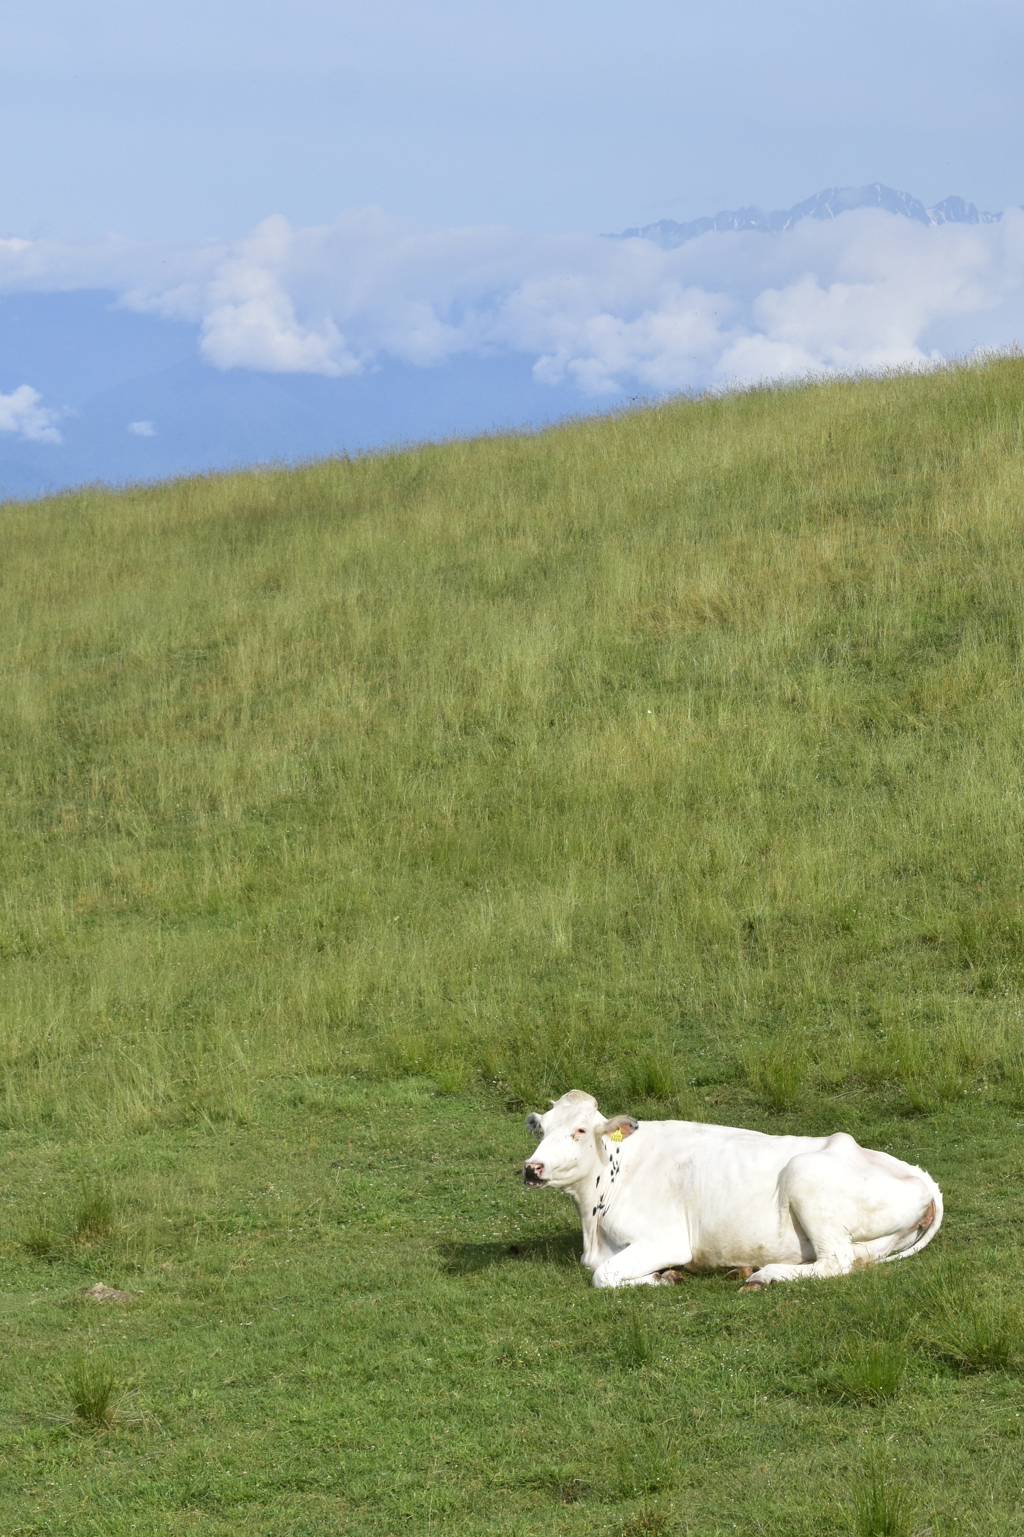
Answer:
608;1128;624;1142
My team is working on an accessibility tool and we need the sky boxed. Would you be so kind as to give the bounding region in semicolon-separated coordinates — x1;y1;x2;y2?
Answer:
2;1;1024;494
2;0;1023;242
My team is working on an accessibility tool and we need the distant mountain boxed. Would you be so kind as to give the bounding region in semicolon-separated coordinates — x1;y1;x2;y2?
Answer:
612;183;1005;248
0;291;591;502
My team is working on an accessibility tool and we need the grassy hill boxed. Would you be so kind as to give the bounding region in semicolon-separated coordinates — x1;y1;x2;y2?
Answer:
1;360;1023;1535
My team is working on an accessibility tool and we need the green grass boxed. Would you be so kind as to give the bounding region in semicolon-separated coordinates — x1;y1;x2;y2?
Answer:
61;1358;124;1433
1;359;1024;1531
852;1456;915;1537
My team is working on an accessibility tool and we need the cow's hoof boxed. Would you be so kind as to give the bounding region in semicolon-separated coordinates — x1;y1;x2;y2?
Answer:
656;1269;686;1285
739;1278;768;1292
724;1266;754;1281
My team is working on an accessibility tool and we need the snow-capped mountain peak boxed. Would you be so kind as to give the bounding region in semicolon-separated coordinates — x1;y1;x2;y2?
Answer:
612;183;1003;247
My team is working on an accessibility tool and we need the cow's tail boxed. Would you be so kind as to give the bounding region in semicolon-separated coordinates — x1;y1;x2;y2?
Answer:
883;1175;943;1263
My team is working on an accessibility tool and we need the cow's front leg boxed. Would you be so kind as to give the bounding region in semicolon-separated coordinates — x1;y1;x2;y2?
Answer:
578;1211;618;1273
592;1240;692;1289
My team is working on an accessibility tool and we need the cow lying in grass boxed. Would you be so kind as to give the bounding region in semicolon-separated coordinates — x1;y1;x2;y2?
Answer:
522;1090;942;1289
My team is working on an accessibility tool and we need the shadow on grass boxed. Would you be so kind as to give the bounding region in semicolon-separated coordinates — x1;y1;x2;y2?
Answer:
440;1231;580;1274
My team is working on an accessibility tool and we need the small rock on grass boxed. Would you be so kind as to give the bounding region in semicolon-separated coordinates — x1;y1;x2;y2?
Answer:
81;1283;135;1304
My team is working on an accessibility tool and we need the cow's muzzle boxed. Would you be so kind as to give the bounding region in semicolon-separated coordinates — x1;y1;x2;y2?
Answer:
522;1161;547;1187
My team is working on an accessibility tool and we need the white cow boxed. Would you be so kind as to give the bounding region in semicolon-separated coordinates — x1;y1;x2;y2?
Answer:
523;1090;943;1288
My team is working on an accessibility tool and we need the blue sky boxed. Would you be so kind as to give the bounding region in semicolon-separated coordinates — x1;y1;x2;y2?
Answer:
2;2;1024;495
4;0;1023;241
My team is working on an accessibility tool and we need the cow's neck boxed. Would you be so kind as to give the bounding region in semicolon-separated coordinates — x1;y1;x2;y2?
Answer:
563;1161;608;1266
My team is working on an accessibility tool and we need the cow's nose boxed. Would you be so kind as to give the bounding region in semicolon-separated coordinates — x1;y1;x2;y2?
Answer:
523;1161;546;1186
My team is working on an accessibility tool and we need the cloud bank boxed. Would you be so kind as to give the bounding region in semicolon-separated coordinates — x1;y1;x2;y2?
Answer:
123;206;1024;394
4;206;1024;407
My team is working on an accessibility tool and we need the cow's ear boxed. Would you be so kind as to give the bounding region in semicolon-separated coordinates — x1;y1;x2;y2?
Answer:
597;1115;639;1141
526;1112;544;1139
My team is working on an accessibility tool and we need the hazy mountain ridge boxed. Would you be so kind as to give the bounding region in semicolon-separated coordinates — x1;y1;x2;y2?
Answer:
0;291;587;502
613;182;1005;248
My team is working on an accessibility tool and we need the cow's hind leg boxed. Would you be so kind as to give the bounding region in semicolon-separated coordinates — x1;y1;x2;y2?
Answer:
743;1147;861;1289
743;1224;857;1288
742;1248;855;1289
742;1137;937;1289
593;1239;692;1289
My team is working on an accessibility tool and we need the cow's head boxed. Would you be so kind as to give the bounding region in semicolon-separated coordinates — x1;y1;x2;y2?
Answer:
522;1089;638;1190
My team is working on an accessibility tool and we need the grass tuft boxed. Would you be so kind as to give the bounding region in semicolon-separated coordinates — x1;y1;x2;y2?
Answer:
744;1038;808;1112
61;1359;121;1432
625;1054;677;1103
853;1461;914;1537
616;1304;653;1370
20;1226;61;1262
923;1289;1020;1373
616;1505;673;1537
1003;1048;1024;1110
534;1469;593;1505
823;1336;907;1404
74;1184;116;1243
613;1429;680;1498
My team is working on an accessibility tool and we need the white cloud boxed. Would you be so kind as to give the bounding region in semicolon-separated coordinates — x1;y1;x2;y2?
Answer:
131;206;1024;395
5;205;1024;400
194;217;360;376
0;384;62;443
128;420;156;436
